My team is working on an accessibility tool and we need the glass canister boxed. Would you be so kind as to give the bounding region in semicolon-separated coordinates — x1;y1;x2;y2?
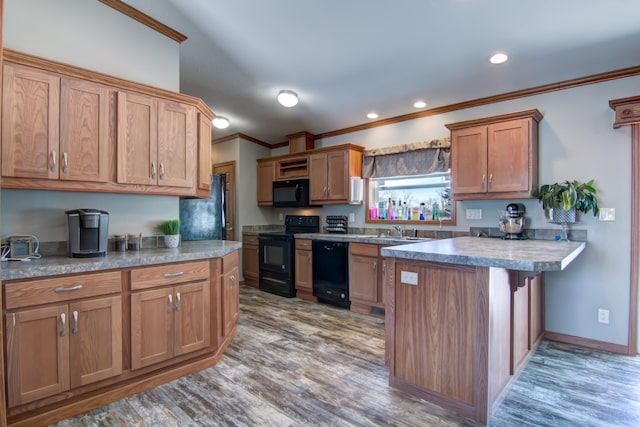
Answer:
127;233;142;251
114;235;126;252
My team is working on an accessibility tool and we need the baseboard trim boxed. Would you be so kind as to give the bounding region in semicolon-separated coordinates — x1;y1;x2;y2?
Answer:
544;331;629;355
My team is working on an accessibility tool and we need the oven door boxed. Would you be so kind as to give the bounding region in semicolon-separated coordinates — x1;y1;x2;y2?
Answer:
258;234;292;276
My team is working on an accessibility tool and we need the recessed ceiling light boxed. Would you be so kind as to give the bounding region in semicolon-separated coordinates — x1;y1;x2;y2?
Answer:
413;101;427;109
367;112;379;119
490;53;508;64
212;116;230;129
277;90;299;107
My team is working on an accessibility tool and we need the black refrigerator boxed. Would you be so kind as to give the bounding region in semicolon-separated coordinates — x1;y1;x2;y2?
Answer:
179;174;227;240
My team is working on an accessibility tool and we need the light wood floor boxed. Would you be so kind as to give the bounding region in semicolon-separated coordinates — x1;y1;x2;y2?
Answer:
53;286;640;426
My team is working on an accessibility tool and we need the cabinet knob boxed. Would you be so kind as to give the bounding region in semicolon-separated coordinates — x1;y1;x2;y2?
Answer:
50;151;57;173
60;313;66;337
72;310;79;334
62;152;69;174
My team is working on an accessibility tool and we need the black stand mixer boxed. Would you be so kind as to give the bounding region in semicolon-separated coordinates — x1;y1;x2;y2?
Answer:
498;203;528;240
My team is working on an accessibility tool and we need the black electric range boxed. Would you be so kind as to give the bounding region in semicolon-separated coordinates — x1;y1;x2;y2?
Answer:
257;215;319;297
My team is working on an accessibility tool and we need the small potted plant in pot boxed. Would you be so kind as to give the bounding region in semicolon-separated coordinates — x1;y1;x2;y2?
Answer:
530;179;600;240
158;219;181;248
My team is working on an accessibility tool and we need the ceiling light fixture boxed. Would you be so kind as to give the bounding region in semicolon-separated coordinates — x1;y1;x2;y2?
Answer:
367;112;379;119
212;116;230;129
490;52;508;64
277;90;299;107
413;101;427;108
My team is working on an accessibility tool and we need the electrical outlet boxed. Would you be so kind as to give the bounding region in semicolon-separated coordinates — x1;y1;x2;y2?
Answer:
598;308;610;324
466;209;482;220
349;213;355;222
400;271;418;286
599;208;615;221
279;213;284;221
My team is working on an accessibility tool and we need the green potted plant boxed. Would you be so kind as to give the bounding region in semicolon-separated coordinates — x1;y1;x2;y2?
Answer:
530;179;599;241
157;219;181;248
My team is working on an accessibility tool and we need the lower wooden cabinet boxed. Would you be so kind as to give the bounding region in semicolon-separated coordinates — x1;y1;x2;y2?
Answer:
242;234;259;288
4;292;122;407
512;272;544;374
295;239;315;301
348;243;385;316
222;251;239;338
131;263;211;370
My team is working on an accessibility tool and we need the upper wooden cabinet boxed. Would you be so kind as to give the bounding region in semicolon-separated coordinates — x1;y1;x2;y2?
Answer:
309;146;363;205
257;159;276;205
446;109;542;200
117;95;196;188
2;63;60;179
1;50;214;197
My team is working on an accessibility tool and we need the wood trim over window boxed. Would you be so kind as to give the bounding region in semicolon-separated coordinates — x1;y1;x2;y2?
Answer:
98;0;187;43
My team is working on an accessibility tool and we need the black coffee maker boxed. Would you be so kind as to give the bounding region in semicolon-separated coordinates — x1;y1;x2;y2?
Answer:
498;203;528;240
66;209;109;257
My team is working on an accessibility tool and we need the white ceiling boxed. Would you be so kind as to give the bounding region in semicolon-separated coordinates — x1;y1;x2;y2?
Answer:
127;0;640;144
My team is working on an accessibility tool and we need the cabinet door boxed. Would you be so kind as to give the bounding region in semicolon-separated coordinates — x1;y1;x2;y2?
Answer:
487;119;531;193
309;153;328;202
198;113;212;192
528;273;544;347
5;305;69;407
326;150;349;201
242;239;260;287
157;100;196;188
221;266;239;338
131;287;173;370
174;282;211;356
2;63;60;179
117;91;157;185
69;296;122;388
295;249;312;292
349;255;378;303
451;125;487;195
257;160;275;205
60;77;110;182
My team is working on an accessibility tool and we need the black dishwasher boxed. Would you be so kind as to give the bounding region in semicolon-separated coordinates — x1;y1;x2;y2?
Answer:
312;240;350;308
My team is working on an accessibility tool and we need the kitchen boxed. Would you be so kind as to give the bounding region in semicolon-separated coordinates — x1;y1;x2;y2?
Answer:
2;0;640;426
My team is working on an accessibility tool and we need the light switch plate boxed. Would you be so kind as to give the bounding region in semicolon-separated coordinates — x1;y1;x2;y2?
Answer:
400;271;418;285
466;209;482;220
599;208;615;221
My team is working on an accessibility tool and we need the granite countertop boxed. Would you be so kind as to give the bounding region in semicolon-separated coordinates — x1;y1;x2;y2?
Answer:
1;240;243;281
380;236;585;272
293;233;432;245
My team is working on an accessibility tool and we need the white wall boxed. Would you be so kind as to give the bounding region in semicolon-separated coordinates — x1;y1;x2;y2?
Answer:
314;76;638;347
2;0;182;242
4;0;179;90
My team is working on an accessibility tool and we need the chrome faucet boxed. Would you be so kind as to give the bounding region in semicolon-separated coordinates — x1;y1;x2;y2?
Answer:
392;225;404;237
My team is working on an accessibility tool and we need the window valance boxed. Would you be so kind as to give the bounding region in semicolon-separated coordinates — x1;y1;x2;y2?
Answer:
362;137;450;179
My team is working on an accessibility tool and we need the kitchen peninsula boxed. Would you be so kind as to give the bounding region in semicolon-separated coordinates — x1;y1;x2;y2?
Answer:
1;240;241;427
381;237;585;424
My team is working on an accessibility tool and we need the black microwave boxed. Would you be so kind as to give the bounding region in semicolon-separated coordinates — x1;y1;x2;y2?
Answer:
273;179;310;208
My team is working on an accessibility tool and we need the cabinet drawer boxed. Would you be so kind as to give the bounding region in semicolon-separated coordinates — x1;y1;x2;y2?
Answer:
4;271;121;309
223;251;238;273
131;261;209;291
243;235;258;246
350;242;378;257
295;239;312;250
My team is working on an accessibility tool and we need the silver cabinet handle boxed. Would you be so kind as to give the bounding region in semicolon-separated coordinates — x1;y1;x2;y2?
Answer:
167;294;173;313
72;310;78;334
55;284;83;293
62;152;69;173
481;174;486;189
60;313;66;337
373;261;377;272
176;292;181;312
489;174;493;189
159;162;165;180
164;271;184;278
230;275;236;289
151;161;157;179
50;151;57;172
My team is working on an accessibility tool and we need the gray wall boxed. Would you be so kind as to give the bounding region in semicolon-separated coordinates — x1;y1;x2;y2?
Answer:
2;0;182;239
